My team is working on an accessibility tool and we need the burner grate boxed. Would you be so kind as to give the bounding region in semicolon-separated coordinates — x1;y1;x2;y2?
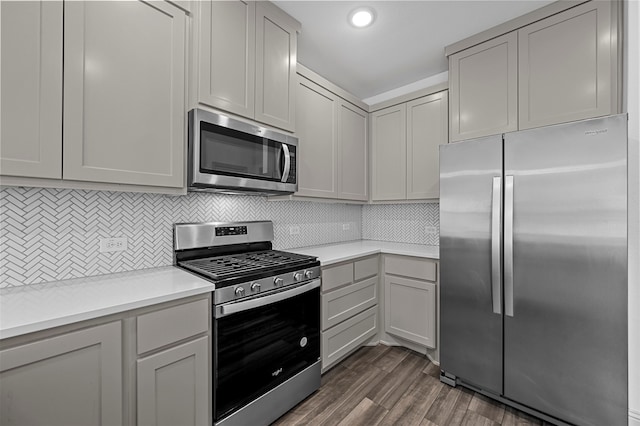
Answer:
179;250;315;281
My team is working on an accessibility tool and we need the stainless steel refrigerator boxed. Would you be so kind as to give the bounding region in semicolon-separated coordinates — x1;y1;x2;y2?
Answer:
439;114;628;426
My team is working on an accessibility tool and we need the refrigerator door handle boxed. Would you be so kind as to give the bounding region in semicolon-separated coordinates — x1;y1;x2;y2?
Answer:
491;176;502;315
504;175;515;317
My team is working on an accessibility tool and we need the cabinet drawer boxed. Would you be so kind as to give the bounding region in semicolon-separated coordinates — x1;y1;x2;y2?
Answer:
354;256;378;281
322;306;377;371
137;298;209;354
322;262;353;292
322;276;377;330
384;255;437;281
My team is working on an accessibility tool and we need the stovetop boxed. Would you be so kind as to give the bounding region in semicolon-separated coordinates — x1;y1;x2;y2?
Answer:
179;250;318;282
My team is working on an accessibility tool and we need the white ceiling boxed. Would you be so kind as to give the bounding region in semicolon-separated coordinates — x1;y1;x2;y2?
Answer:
274;1;554;101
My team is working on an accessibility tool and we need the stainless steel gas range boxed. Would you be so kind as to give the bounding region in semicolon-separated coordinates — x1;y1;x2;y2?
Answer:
173;221;321;426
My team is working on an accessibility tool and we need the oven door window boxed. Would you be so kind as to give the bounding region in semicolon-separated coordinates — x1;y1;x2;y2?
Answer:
200;121;286;182
214;286;320;421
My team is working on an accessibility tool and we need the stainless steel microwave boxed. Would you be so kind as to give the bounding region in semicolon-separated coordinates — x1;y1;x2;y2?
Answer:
188;109;297;195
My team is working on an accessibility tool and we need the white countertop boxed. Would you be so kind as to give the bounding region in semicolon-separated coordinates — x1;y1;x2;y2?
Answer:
0;267;214;340
290;240;439;266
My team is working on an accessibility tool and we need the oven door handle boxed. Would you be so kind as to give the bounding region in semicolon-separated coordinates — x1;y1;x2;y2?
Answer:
216;279;320;318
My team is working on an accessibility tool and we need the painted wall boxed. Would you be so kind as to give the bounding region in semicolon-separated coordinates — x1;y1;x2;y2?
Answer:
625;1;640;424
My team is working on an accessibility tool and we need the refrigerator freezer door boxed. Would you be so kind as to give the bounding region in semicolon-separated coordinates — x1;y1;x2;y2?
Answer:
440;135;503;394
503;114;628;426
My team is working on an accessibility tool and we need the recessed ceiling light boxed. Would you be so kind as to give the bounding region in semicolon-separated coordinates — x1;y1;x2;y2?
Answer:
348;7;376;28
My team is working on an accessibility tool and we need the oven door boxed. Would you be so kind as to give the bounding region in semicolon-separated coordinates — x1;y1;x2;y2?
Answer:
213;279;320;422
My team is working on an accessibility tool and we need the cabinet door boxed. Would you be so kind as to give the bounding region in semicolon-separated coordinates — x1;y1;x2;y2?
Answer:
0;322;122;425
137;336;209;426
0;1;62;179
255;2;298;132
198;0;255;119
449;32;518;142
371;104;406;201
406;91;448;200
295;76;338;198
518;1;616;130
384;275;436;348
337;101;368;201
63;1;185;187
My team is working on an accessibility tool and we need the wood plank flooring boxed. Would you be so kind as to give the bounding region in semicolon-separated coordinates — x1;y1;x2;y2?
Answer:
274;345;544;426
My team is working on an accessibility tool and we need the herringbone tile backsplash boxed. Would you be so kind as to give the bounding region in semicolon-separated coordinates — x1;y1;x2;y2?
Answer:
362;203;439;245
0;187;439;288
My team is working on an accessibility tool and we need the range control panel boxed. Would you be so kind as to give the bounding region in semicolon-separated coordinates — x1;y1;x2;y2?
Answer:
215;226;248;237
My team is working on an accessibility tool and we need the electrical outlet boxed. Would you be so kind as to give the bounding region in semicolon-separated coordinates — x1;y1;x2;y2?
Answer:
99;237;128;253
342;223;350;231
425;226;437;235
289;226;300;235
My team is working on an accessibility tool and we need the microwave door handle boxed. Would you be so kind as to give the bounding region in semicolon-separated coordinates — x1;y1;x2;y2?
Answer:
280;144;291;183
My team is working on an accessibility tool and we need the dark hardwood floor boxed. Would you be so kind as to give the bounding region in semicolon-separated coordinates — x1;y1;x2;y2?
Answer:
274;345;543;426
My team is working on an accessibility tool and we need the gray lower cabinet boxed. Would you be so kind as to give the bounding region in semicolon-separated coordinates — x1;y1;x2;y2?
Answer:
135;298;210;426
0;295;211;426
137;337;209;426
0;321;123;425
320;255;379;371
383;255;438;349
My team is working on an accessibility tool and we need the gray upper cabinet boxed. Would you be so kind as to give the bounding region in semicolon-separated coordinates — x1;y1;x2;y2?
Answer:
337;101;368;201
0;322;122;426
254;1;298;132
198;0;256;119
1;0;186;192
406;91;448;200
0;1;62;179
449;32;518;142
447;0;620;140
370;89;447;201
518;1;617;130
195;0;300;132
293;70;368;202
370;104;407;201
295;76;338;198
63;1;185;188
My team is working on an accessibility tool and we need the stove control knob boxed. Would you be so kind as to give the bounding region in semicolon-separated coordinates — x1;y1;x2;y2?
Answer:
293;272;303;282
274;277;284;287
304;270;313;279
250;282;261;292
234;287;245;297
